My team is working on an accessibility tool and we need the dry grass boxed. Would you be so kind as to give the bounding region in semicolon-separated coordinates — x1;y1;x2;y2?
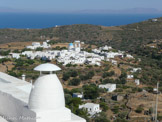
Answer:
0;41;33;50
127;92;162;120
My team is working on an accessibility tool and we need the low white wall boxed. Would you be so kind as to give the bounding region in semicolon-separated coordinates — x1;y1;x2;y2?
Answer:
0;91;36;122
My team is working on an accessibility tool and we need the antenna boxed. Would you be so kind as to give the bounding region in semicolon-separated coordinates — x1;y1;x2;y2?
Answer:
155;82;159;122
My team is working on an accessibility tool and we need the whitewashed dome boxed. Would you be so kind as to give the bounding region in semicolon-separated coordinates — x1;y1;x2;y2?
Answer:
34;63;61;72
28;74;65;110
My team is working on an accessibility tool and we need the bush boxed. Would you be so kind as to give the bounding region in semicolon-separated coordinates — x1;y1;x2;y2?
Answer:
66;64;72;67
26;60;34;65
112;106;119;114
102;78;115;84
118;112;128;119
93;112;110;122
79;71;95;80
68;78;81;86
0;58;10;63
13;49;20;53
0;50;10;56
102;71;115;78
83;84;99;99
114;118;128;122
135;106;144;113
36;47;43;51
100;102;109;112
62;73;70;81
70;70;78;77
65;94;72;105
8;71;17;77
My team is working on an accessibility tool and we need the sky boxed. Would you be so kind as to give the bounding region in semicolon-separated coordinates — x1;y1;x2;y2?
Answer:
1;0;162;13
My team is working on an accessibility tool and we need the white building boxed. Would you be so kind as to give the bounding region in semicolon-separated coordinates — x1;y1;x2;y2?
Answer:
68;43;74;51
127;75;134;79
0;63;86;122
26;41;51;50
111;60;117;65
131;68;142;73
126;54;134;58
10;53;21;59
152;19;158;22
74;40;81;52
0;56;7;59
99;45;112;51
79;103;101;116
73;93;83;99
135;79;140;85
99;84;116;92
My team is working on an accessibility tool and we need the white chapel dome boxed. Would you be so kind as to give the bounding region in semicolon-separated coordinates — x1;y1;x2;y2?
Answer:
28;74;65;110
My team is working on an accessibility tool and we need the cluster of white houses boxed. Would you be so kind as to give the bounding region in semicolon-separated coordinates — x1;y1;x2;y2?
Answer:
7;40;135;67
26;40;51;50
22;40;104;66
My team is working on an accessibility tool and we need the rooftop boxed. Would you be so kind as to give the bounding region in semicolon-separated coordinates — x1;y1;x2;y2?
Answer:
0;72;32;103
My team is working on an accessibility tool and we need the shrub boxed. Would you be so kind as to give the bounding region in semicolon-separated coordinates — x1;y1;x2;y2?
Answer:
112;106;119;114
100;102;109;112
36;47;43;51
135;106;144;113
93;112;110;122
62;73;70;81
83;84;99;99
68;78;81;86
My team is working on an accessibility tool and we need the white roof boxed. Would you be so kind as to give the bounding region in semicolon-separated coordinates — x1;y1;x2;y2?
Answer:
0;72;32;103
80;103;99;108
99;83;116;88
0;116;8;122
34;63;61;72
75;40;80;43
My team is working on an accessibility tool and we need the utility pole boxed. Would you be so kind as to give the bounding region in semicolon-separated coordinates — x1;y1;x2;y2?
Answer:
152;103;155;121
155;82;159;122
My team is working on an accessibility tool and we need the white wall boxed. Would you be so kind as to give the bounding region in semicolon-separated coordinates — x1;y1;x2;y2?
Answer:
0;91;36;122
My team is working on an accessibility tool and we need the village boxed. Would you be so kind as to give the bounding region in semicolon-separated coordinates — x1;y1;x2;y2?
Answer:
5;40;135;66
0;39;161;122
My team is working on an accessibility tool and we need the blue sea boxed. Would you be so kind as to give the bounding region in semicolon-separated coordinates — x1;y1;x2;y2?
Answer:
0;13;162;29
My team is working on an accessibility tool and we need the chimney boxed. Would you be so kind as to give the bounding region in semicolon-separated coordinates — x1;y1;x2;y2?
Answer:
22;74;26;81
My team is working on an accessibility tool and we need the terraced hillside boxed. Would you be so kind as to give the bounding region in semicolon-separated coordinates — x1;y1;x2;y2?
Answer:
0;17;162;52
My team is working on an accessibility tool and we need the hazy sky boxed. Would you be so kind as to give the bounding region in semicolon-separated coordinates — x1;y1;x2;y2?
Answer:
1;0;162;13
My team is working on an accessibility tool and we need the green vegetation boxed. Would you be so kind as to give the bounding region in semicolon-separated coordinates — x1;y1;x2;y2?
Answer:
62;70;78;81
83;84;99;99
68;78;81;86
0;17;162;122
0;50;10;56
0;58;10;63
79;71;95;81
92;112;110;122
100;102;109;112
36;47;43;51
135;105;144;113
102;71;115;78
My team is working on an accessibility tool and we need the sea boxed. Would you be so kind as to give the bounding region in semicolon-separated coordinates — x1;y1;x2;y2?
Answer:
0;13;162;29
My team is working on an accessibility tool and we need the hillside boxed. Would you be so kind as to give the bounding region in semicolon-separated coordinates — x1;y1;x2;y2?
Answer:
110;17;162;51
0;17;162;52
0;24;113;45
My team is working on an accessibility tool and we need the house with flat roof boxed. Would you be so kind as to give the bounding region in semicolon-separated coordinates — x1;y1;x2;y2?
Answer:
99;84;116;92
79;103;101;116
